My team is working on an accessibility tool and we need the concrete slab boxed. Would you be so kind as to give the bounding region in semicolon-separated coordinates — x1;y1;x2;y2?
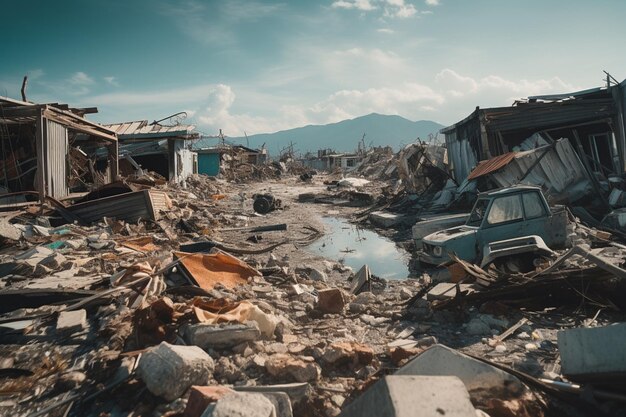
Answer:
339;375;476;417
56;309;87;333
558;323;626;381
395;344;524;397
426;283;476;301
185;322;261;349
369;211;404;228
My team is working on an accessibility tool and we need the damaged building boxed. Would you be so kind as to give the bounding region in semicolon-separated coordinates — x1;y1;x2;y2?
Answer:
438;78;626;223
0;96;118;201
104;120;199;184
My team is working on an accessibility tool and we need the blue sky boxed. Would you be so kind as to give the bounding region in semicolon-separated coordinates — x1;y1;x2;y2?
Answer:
2;0;625;136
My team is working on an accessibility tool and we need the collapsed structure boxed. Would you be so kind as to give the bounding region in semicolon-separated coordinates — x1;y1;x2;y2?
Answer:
3;76;626;417
0;96;119;201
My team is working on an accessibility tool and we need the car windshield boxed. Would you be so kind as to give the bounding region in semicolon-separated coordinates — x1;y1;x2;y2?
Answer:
466;198;489;226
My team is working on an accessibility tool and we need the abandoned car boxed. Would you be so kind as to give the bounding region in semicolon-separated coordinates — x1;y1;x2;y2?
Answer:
418;186;568;269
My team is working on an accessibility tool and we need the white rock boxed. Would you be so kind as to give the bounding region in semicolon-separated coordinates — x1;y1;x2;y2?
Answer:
137;342;214;401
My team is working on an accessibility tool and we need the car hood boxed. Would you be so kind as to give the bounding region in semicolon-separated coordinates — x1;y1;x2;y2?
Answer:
423;225;477;244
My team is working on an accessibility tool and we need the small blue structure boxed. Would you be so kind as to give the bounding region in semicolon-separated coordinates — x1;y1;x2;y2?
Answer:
196;148;222;176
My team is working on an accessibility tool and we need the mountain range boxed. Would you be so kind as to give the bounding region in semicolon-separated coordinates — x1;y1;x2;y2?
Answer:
224;113;445;156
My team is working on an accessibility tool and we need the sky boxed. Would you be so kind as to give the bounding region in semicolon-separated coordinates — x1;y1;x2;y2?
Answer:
2;0;626;137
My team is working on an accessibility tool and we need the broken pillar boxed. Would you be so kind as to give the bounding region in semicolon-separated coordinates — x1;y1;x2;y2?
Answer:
137;342;215;401
558;323;626;380
338;375;477;417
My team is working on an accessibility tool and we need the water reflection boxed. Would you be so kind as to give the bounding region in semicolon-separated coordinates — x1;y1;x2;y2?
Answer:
307;217;410;280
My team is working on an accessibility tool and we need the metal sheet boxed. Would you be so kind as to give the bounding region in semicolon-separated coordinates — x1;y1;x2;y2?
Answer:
446;134;477;182
467;152;516;180
45;120;68;198
67;190;170;223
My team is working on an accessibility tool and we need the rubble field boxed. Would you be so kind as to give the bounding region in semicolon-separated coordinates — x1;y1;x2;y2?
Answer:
1;171;626;417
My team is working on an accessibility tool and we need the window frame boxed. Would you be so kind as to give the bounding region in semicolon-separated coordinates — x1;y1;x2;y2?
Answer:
484;193;524;228
521;191;547;220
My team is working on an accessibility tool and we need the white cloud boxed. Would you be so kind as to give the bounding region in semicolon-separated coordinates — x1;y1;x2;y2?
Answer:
70;72;94;86
425;0;439;6
103;76;119;87
377;28;395;34
331;0;420;18
331;0;377;11
383;0;417;18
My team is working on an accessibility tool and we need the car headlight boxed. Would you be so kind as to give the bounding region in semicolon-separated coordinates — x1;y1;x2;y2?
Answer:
433;246;443;257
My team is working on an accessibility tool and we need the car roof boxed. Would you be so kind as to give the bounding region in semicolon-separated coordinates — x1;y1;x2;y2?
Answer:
477;185;541;198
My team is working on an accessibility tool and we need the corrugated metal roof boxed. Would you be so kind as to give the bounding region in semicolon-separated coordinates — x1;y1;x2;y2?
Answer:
467;152;517;180
104;120;197;139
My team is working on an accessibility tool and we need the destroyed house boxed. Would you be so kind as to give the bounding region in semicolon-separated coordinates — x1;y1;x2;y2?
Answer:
0;96;118;201
104;120;199;183
441;82;626;186
302;149;364;171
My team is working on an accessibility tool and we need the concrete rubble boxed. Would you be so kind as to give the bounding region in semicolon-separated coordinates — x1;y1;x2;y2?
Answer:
3;108;626;417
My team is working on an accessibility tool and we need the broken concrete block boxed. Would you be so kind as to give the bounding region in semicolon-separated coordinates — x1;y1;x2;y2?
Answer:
322;342;373;368
184;385;235;417
368;211;404;228
256;392;293;417
137;342;215;401
426;283;475;301
308;268;327;282
56;309;87;334
317;288;345;314
338;375;477;417
202;392;276;417
395;344;524;398
186;322;261;350
558;323;626;380
265;354;321;382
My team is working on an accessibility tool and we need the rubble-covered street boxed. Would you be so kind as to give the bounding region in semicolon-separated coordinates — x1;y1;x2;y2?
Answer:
3;158;626;417
3;26;626;415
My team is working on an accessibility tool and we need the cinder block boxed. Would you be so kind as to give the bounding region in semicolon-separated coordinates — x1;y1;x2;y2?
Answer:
558;323;626;380
339;375;476;417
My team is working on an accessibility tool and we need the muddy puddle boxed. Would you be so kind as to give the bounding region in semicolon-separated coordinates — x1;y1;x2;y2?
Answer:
307;216;411;279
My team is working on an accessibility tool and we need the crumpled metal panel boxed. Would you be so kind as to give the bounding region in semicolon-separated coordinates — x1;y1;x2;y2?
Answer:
490;138;592;204
467;152;516;180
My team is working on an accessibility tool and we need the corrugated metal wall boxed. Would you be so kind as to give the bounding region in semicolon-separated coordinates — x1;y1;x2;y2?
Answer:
445;131;477;182
45;120;68;198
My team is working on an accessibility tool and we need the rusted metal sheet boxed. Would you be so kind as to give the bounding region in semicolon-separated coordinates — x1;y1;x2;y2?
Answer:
67;190;171;224
45;120;68;199
467;152;516;180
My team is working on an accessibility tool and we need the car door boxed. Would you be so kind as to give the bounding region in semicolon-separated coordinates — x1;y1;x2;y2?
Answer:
476;193;525;258
520;191;550;240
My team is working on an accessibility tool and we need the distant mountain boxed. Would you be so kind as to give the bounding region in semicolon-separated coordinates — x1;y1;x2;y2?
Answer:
228;113;444;156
